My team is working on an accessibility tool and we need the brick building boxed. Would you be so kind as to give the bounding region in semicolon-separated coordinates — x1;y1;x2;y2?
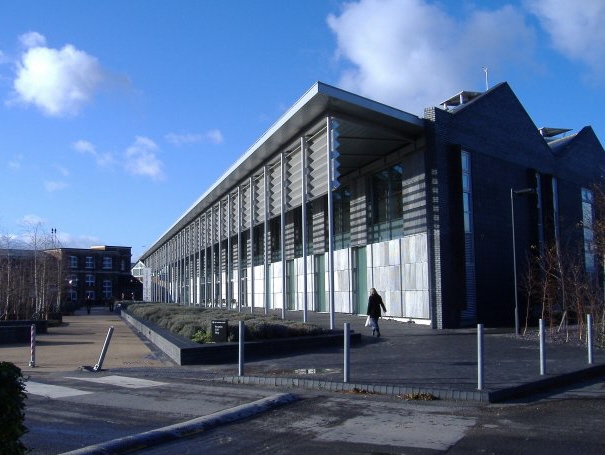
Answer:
140;82;604;329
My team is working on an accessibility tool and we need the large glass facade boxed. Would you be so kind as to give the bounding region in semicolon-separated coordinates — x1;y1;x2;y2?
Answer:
333;186;351;250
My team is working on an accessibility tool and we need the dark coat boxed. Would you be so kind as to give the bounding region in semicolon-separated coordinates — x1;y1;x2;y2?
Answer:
367;293;386;319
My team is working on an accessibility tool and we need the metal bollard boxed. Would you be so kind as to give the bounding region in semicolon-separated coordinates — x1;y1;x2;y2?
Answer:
587;314;594;365
539;319;545;375
29;324;36;368
93;326;114;371
238;320;245;376
343;322;350;383
477;324;484;390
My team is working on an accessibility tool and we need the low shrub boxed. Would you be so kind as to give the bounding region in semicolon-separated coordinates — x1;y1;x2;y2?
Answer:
127;303;328;343
0;362;27;455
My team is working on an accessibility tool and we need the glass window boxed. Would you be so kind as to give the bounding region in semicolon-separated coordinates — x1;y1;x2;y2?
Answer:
85;256;94;269
85;274;95;286
461;151;473;234
103;256;112;270
333;186;351;250
582;187;595;273
102;280;112;299
369;165;403;242
69;256;78;268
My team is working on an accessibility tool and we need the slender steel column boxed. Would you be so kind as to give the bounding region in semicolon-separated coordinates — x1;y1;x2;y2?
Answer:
237;186;242;312
227;194;232;309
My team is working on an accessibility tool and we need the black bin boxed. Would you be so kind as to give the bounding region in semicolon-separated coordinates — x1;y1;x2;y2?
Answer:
211;320;228;342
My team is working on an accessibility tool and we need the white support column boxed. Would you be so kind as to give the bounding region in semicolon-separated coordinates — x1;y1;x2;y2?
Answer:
218;200;223;307
249;176;255;313
237;186;242;312
301;137;308;323
227;193;232;309
264;165;269;314
326;116;336;330
280;152;287;319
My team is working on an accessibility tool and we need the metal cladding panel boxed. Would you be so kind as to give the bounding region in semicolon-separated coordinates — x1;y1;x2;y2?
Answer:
307;128;328;200
286;147;302;210
253;174;265;225
269;161;282;218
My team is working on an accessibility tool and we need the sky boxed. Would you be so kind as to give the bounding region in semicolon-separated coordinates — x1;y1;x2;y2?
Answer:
1;0;604;263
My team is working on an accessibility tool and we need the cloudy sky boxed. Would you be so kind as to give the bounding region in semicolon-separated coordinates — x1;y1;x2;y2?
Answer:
1;0;604;261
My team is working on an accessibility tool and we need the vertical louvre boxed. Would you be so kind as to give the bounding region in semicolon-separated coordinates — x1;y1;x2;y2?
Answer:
269;161;282;218
286;147;302;209
254;174;264;225
307;127;328;200
220;197;228;239
241;183;251;230
230;191;239;236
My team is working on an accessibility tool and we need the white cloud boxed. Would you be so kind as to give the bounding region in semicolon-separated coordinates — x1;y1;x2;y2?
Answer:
165;129;224;146
327;0;537;115
44;180;69;192
526;0;605;83
73;139;116;167
124;136;164;181
19;31;46;48
11;32;105;117
8;154;24;170
20;214;47;227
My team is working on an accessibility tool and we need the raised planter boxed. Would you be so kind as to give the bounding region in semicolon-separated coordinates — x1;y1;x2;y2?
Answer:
121;309;361;366
0;320;48;344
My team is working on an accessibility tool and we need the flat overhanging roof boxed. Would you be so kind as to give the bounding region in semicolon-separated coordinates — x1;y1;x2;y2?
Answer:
141;82;425;261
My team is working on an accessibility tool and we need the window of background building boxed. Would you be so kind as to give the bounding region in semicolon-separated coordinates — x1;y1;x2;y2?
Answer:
369;164;403;242
69;256;78;268
85;274;95;286
85;290;95;301
103;280;112;299
462;152;472;233
103;256;112;270
85;256;94;269
582;187;595;273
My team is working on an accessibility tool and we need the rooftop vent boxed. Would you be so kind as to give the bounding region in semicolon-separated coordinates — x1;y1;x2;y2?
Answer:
441;90;482;110
539;127;571;139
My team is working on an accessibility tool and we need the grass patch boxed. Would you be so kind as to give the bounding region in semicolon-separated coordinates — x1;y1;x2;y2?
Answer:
126;302;328;343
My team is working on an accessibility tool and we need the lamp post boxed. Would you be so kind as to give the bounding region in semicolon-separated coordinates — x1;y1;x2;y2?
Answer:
510;187;535;336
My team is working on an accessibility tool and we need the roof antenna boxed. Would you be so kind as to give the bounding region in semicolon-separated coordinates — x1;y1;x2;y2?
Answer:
482;66;489;90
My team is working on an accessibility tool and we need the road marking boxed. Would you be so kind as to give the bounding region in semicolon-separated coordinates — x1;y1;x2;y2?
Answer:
26;382;93;399
65;375;167;389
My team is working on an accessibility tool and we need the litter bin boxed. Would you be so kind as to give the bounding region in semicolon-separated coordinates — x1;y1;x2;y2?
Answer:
211;320;228;342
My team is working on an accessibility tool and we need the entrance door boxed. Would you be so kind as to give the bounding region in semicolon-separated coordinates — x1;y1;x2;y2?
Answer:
352;247;367;314
314;254;326;312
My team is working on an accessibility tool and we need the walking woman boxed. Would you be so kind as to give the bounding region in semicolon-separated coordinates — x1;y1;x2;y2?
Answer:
367;288;387;337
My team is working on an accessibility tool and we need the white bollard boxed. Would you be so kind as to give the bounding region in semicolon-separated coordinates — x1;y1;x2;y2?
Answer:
238;321;245;376
29;324;36;368
587;314;594;365
477;324;484;390
343;322;350;383
539;319;545;375
93;326;114;371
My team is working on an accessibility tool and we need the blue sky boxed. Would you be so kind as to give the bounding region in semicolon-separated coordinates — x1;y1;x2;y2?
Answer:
1;0;604;262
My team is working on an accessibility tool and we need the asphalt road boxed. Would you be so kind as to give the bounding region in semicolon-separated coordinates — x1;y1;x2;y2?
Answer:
21;369;605;454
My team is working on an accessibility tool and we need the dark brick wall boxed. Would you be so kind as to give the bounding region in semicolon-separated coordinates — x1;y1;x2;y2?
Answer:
427;82;605;328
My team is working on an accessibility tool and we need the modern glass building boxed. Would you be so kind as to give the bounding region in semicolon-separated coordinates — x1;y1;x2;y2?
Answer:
140;81;605;329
